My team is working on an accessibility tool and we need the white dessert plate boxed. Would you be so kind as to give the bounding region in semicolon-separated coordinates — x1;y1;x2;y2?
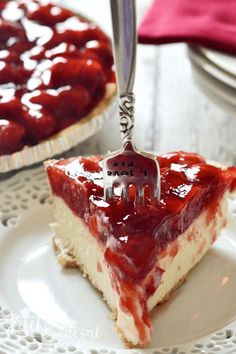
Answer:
188;46;236;90
190;61;236;114
0;165;236;354
199;47;236;77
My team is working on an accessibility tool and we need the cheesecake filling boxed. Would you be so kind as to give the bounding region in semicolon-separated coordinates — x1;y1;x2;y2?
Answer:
51;193;227;346
46;151;236;347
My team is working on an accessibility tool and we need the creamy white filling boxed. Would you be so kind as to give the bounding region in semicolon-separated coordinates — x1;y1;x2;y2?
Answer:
51;199;118;312
51;194;228;347
147;195;228;311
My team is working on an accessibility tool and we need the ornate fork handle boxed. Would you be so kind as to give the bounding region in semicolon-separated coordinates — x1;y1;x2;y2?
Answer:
103;0;161;203
119;93;135;144
110;0;136;147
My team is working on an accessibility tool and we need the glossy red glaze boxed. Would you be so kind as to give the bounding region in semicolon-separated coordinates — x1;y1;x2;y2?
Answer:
0;119;25;154
47;151;234;284
0;0;114;155
119;282;151;343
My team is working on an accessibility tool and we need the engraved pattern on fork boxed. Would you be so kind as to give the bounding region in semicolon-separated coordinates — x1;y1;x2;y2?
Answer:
119;93;135;143
103;144;161;202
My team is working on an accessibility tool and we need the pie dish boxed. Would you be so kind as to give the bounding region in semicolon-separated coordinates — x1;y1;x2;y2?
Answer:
46;151;236;348
0;0;116;171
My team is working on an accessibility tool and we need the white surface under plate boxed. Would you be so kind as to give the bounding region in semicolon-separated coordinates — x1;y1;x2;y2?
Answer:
199;47;236;77
1;166;236;354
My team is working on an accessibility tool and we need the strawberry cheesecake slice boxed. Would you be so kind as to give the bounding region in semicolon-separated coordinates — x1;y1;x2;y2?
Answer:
46;151;236;347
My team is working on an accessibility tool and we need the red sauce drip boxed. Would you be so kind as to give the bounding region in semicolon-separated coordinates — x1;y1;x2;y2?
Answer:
119;282;151;344
169;240;179;257
0;0;114;156
144;266;164;299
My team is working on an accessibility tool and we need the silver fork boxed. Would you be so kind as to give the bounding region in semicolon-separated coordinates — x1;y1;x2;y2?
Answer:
103;0;161;203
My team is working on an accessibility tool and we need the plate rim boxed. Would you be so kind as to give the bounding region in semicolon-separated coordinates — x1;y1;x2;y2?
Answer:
188;45;236;90
190;59;236;109
199;46;236;78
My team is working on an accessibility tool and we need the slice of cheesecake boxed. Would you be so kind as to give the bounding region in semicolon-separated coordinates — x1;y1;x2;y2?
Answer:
46;151;236;348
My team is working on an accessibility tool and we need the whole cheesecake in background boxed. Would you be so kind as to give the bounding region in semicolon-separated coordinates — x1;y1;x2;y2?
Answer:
0;0;114;156
46;151;236;347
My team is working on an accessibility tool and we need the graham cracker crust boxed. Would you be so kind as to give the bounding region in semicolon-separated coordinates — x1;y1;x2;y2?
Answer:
53;235;78;268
